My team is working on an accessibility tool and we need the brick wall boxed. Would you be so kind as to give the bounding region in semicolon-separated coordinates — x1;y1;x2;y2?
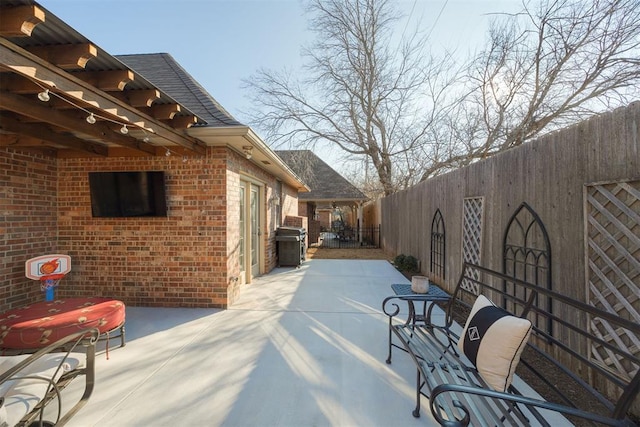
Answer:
297;201;310;217
269;179;299;271
219;149;300;302
1;146;300;309
0;149;58;311
318;210;332;230
308;220;321;246
283;215;308;230
56;148;229;307
225;154;243;304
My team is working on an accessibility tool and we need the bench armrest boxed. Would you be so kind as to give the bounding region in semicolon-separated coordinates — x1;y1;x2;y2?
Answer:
430;383;633;427
382;295;404;317
382;294;449;328
0;328;99;426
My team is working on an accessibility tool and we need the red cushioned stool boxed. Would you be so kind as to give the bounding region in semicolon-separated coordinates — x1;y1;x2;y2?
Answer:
0;297;125;354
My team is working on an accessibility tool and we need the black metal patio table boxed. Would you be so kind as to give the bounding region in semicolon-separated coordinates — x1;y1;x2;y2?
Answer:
390;283;450;325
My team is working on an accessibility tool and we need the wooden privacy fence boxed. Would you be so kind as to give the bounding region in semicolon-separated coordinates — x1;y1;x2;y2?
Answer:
380;102;640;414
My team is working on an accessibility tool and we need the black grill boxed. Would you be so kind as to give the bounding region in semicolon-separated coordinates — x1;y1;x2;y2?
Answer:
276;226;306;267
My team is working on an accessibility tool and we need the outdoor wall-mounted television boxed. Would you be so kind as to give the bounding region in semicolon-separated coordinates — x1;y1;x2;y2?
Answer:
89;171;167;217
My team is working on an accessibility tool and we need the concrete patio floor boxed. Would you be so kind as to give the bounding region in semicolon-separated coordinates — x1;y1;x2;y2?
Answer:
64;259;440;426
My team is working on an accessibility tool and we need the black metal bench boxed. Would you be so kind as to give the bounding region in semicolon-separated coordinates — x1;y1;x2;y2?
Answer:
382;263;640;426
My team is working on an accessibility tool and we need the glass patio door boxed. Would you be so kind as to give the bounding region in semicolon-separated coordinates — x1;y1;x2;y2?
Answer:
239;186;245;274
250;184;261;277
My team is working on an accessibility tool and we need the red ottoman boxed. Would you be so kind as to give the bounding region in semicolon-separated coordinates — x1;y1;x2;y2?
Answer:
0;298;125;350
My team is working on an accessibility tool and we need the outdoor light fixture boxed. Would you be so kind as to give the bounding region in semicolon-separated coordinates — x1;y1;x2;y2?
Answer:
37;89;50;102
242;145;253;159
165;149;171;157
30;79;156;146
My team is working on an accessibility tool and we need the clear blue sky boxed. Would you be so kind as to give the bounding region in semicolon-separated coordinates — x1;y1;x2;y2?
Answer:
37;0;522;171
38;0;522;121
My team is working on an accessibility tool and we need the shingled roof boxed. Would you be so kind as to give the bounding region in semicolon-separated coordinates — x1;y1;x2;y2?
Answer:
116;53;243;127
276;150;367;203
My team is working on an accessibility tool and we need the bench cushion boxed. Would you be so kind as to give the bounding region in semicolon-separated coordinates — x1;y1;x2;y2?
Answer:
0;298;125;350
458;295;532;392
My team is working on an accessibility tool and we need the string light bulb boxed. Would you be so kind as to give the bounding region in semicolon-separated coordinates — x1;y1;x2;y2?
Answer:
31;80;156;146
37;89;50;102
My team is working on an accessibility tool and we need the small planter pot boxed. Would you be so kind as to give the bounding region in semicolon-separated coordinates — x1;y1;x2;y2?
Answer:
411;275;430;294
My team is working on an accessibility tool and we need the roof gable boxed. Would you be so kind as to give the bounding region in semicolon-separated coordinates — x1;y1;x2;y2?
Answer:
276;150;367;202
116;53;242;127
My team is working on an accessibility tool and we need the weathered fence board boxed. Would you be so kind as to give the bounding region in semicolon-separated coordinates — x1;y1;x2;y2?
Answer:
380;102;640;414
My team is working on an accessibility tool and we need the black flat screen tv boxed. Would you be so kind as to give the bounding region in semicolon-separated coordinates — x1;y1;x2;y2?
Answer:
89;171;167;217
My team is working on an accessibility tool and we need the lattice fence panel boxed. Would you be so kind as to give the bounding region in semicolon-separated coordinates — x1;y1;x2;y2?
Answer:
462;197;484;294
585;180;640;381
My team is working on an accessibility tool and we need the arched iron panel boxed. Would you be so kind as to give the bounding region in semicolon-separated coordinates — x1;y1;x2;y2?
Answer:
502;202;552;335
430;209;446;281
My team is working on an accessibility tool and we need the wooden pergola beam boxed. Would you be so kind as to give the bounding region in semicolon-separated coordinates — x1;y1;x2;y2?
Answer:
0;113;108;156
163;115;198;129
147;104;181;120
71;70;134;91
125;89;160;107
0;39;206;154
0;73;41;93
0;133;48;147
0;134;57;156
0;5;45;37
0;90;157;155
25;43;98;69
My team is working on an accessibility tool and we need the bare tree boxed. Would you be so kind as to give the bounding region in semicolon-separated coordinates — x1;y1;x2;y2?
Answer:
421;0;640;180
244;0;458;195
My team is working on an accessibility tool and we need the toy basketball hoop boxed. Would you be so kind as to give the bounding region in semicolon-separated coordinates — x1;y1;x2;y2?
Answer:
25;254;71;301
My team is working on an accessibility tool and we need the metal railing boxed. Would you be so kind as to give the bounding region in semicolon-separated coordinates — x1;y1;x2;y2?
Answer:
318;225;380;249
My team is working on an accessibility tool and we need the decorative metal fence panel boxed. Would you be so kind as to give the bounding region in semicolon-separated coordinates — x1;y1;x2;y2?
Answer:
585;179;640;381
430;209;446;281
318;225;381;249
503;202;552;335
462;197;484;294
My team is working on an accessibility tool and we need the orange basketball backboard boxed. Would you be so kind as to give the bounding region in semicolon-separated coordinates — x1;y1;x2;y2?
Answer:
25;254;71;280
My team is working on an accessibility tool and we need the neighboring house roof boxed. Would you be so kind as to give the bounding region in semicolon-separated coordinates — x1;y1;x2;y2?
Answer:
276;150;367;203
116;53;242;127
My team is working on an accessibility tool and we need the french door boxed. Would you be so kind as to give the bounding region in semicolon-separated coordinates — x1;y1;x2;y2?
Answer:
250;184;261;278
239;181;262;282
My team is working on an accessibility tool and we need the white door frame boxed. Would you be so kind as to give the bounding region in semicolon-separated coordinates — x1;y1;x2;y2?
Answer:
240;177;265;284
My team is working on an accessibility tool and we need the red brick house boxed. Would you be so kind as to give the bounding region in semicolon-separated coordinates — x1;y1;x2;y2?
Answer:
0;0;307;309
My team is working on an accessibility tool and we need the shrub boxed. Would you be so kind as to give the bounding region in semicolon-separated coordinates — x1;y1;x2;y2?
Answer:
402;255;419;273
394;254;419;273
393;254;406;268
